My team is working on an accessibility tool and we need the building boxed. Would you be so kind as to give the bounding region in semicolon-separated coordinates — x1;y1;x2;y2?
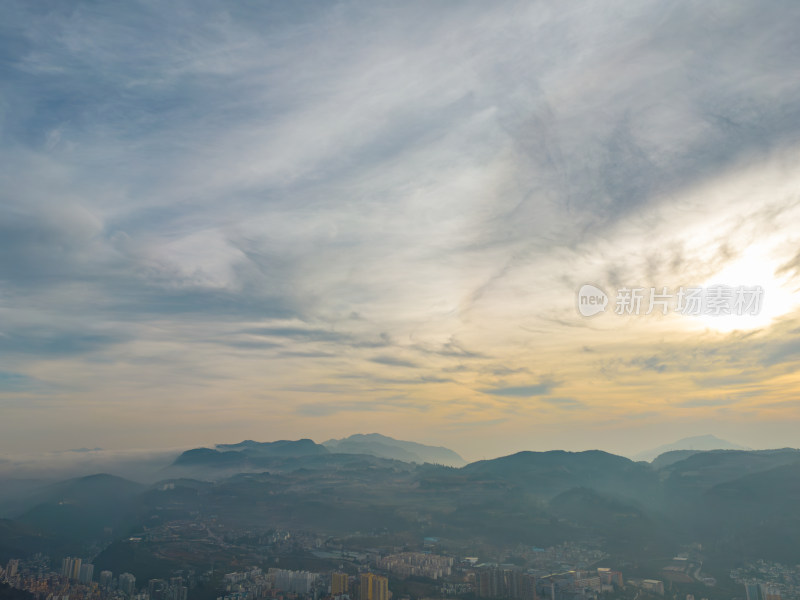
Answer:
764;586;782;600
72;558;82;581
269;568;318;594
597;568;623;588
378;553;453;580
476;567;536;600
169;577;188;600
79;563;94;585
360;573;389;600
99;571;114;589
745;583;763;600
61;557;84;581
572;573;601;593
5;560;19;579
332;572;349;595
642;580;665;596
120;572;137;596
149;578;168;600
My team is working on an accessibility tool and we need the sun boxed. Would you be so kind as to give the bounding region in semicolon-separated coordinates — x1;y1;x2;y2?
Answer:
689;251;797;333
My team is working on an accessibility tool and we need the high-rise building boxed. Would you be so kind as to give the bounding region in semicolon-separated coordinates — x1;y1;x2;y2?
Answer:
79;563;94;584
61;557;83;581
746;583;763;600
268;569;318;594
6;560;19;578
71;558;82;581
377;553;453;580
332;572;349;595
100;571;113;589
149;578;168;600
169;576;188;600
360;573;388;600
476;567;536;600
120;573;137;596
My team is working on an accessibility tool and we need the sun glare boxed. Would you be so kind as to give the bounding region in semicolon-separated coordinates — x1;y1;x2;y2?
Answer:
691;251;797;333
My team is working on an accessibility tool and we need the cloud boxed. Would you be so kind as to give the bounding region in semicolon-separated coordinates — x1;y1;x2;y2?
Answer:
481;381;557;397
295;395;429;417
0;372;44;392
0;327;129;357
541;397;585;410
678;397;740;408
761;338;800;367
414;338;487;359
244;327;352;344
1;0;800;455
627;356;669;374
369;355;419;368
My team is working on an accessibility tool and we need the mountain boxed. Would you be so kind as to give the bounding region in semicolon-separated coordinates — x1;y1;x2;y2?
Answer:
649;449;702;469
15;473;144;542
9;443;800;571
634;434;748;462
696;460;800;564
322;433;466;466
460;450;659;503
173;448;248;467
216;438;328;457
0;519;53;563
0;478;50;519
659;448;800;497
172;439;328;469
548;487;676;556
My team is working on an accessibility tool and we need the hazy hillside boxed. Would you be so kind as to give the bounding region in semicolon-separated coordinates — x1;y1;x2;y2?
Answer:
635;434;748;462
173;448;249;467
15;473;144;542
650;449;701;469
660;448;800;497
0;519;53;563
461;450;660;503
216;439;328;457
8;446;800;572
170;439;330;475
696;460;800;564
548;487;676;556
323;433;465;466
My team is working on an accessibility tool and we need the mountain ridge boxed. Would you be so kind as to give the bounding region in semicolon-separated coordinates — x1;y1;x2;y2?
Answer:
322;433;466;466
634;434;749;462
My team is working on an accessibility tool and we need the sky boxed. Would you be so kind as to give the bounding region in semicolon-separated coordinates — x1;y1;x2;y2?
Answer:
1;0;800;461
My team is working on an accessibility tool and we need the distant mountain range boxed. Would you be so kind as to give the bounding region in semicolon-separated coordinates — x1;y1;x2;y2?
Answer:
173;438;327;467
322;433;466;466
633;434;749;462
170;433;465;472
176;432;750;470
4;443;800;572
216;439;327;456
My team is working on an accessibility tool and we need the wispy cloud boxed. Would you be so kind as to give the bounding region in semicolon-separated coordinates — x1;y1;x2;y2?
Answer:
481;381;557;398
369;355;420;368
678;397;741;408
1;0;800;456
541;397;585;410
